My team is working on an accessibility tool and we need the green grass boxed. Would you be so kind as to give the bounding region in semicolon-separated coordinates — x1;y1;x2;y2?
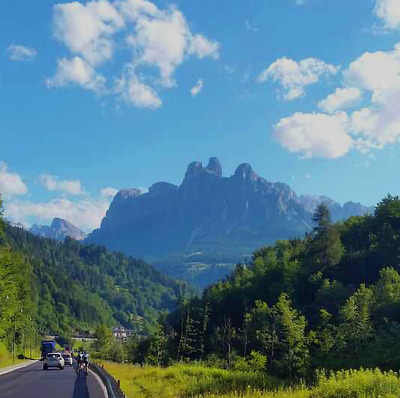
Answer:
0;342;39;369
99;362;282;398
98;363;400;398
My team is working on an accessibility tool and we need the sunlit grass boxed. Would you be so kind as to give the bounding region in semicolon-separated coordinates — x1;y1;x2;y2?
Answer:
0;342;39;369
98;362;400;398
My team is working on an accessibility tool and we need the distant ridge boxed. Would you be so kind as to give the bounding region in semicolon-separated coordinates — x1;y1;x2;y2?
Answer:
30;218;87;241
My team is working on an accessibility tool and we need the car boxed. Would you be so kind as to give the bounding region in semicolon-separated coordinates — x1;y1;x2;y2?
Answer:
43;352;65;370
62;352;73;367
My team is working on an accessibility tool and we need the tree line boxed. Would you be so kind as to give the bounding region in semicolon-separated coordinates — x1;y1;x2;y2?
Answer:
122;196;400;379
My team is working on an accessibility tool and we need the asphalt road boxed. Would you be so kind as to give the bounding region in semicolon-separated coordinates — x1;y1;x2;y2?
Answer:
0;361;106;398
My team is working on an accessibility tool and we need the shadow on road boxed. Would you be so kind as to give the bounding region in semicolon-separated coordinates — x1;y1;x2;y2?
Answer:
73;374;89;398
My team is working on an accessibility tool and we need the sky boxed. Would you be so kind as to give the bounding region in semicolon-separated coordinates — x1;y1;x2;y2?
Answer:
1;0;400;231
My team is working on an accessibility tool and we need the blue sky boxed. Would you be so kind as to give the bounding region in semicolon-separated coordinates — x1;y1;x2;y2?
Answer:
1;0;400;230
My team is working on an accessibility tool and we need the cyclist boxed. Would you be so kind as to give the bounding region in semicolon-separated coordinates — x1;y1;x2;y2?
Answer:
76;352;84;373
82;352;90;374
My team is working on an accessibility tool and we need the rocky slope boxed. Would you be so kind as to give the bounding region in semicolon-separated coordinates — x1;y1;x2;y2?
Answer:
30;218;86;241
86;158;372;286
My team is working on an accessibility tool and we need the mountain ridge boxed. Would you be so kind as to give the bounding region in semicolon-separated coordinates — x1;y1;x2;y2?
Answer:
30;217;87;241
86;158;373;286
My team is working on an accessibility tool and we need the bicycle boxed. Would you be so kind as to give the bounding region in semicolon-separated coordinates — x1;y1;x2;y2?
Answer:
77;361;87;376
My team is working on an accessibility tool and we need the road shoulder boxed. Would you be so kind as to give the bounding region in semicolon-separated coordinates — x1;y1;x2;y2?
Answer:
0;359;39;377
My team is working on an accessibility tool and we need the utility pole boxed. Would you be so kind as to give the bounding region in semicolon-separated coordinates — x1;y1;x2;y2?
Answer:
13;314;16;363
13;308;23;363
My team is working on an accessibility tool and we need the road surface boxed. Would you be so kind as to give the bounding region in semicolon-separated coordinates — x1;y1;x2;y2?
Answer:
0;361;106;398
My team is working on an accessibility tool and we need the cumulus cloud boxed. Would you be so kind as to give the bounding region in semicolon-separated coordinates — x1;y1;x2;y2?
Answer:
115;68;162;109
46;56;106;93
0;162;28;199
273;112;352;159
191;78;203;97
38;174;83;195
5;198;110;231
273;42;400;158
7;44;37;61
345;43;400;147
48;0;220;108
257;57;339;100
318;87;362;113
188;34;220;60
374;0;400;30
53;1;124;66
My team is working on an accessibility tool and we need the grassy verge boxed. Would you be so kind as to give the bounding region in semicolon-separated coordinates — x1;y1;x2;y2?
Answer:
99;362;282;398
98;362;400;398
0;342;35;369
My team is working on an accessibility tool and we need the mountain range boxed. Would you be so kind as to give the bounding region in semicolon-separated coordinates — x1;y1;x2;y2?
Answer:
86;158;373;286
30;217;87;241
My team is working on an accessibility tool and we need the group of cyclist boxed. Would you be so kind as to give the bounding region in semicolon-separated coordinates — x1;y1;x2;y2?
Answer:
76;351;90;375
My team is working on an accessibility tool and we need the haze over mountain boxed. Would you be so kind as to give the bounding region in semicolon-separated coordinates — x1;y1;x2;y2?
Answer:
86;158;372;286
30;217;87;241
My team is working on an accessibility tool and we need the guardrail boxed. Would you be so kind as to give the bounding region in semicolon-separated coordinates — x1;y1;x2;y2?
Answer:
89;362;125;398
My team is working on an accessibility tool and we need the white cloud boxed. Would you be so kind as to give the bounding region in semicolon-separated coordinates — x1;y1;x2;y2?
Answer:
115;68;162;109
273;112;352;159
344;48;400;91
191;78;203;97
258;57;339;100
46;56;106;93
127;7;188;87
100;187;118;198
49;0;220;108
318;87;362;113
0;162;28;199
345;43;400;147
188;34;220;60
374;0;400;30
5;198;110;231
7;44;37;61
38;174;83;195
53;1;124;66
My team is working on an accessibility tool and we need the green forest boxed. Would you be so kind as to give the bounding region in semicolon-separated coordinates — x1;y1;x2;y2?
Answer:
0;196;190;362
124;195;400;378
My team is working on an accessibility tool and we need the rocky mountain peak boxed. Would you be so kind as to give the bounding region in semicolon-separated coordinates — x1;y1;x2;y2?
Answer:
205;157;222;178
234;163;255;180
116;188;142;200
184;161;204;180
30;218;86;241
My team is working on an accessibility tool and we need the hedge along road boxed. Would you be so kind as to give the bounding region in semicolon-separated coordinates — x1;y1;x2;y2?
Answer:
0;361;106;398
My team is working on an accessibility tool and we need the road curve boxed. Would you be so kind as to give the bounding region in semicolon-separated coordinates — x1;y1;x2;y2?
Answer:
0;361;106;398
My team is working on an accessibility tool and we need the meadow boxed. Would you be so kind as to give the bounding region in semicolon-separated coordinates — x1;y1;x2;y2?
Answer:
98;362;400;398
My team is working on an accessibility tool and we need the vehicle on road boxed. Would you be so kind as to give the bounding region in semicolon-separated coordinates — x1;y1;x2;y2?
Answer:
62;352;73;367
43;352;65;370
41;340;56;360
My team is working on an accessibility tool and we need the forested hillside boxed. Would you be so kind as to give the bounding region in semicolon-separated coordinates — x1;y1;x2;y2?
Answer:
0;197;190;344
130;195;400;378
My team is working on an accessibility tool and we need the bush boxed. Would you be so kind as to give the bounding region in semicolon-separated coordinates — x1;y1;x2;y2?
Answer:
312;368;400;398
249;351;267;372
205;354;228;369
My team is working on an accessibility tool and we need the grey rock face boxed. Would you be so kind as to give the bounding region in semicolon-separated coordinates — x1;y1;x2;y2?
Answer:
30;218;86;241
86;157;373;285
